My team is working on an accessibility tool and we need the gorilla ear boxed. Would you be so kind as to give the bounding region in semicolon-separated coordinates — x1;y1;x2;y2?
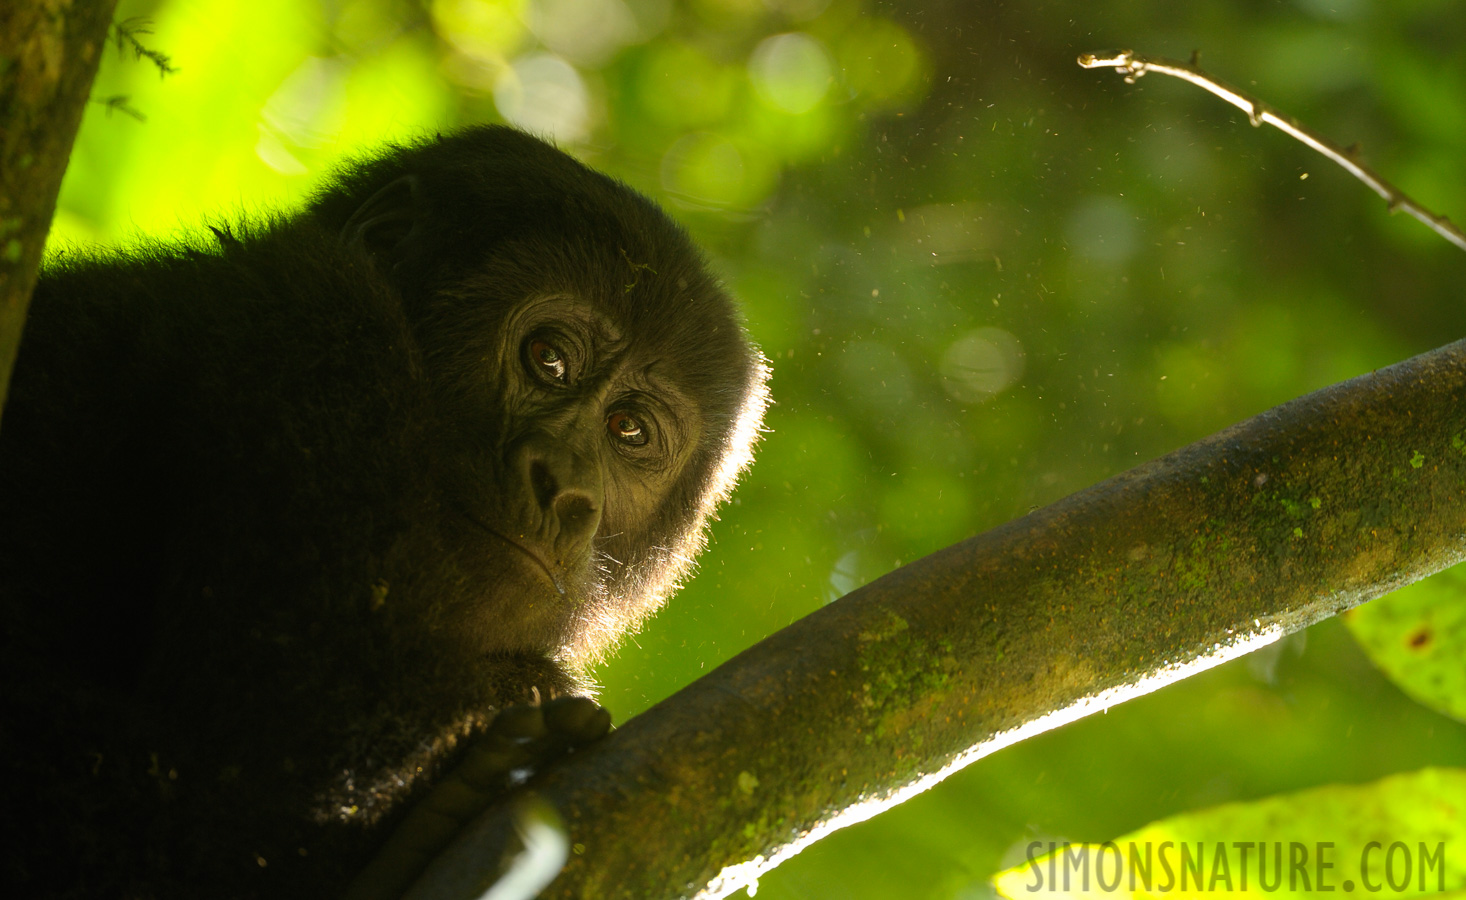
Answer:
341;175;422;264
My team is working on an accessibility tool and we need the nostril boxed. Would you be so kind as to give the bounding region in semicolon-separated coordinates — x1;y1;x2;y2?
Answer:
518;439;603;544
529;459;558;509
555;494;598;530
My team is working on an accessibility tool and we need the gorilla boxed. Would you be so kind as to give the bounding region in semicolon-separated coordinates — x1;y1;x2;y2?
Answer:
0;126;768;898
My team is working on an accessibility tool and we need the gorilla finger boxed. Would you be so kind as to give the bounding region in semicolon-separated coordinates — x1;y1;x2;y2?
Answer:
541;696;612;744
489;704;550;741
457;741;538;791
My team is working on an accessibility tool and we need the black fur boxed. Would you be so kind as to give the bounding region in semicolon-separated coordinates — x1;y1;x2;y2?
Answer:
0;126;767;898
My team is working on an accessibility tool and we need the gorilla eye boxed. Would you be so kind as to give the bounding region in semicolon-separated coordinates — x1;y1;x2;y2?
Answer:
527;338;568;383
606;411;648;446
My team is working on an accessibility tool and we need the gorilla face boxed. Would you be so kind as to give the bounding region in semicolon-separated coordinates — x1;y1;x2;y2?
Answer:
323;128;769;663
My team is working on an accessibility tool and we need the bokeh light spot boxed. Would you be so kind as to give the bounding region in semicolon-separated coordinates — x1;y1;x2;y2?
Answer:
635;42;737;129
939;328;1024;404
660;133;776;209
837;19;928;109
431;0;528;62
749;32;833;115
528;0;641;66
494;54;592;142
1065;196;1139;265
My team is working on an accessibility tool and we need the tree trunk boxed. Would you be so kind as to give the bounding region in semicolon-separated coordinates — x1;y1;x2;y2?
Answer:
0;0;117;428
407;338;1466;900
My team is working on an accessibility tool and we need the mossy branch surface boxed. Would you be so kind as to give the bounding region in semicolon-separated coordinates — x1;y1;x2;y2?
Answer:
405;341;1466;900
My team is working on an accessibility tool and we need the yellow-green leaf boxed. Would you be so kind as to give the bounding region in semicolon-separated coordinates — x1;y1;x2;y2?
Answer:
993;768;1466;900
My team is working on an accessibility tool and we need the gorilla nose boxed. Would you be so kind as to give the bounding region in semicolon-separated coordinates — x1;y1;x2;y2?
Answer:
517;436;603;549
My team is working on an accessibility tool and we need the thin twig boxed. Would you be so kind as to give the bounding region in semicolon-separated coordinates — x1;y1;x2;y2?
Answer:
1078;49;1466;253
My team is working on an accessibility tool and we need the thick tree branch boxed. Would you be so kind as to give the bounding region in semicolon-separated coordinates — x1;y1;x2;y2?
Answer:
1077;49;1466;253
404;338;1466;900
0;0;118;428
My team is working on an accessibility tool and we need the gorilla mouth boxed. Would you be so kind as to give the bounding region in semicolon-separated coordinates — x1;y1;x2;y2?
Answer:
458;510;568;597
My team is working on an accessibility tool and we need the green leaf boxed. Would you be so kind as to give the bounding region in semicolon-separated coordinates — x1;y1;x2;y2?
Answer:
1346;564;1466;723
993;768;1466;900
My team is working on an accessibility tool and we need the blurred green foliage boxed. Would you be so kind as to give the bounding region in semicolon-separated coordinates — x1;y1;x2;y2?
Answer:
49;0;1466;897
1347;565;1466;726
993;769;1466;900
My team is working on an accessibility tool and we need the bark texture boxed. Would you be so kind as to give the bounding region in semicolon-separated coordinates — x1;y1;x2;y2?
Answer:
0;0;117;427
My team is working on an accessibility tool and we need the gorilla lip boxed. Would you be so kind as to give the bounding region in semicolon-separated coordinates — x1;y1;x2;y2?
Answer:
460;511;568;597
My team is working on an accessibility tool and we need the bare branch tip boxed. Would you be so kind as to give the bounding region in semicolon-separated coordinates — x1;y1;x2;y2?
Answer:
1077;49;1134;70
1078;46;1466;255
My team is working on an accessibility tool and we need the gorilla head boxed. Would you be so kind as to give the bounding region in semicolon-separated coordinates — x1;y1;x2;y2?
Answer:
308;127;768;663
